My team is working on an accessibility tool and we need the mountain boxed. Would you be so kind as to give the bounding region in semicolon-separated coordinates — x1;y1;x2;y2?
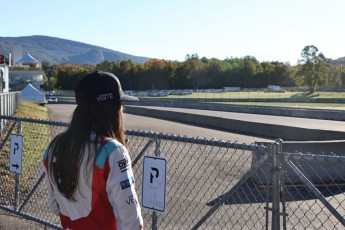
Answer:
0;35;150;64
331;57;345;66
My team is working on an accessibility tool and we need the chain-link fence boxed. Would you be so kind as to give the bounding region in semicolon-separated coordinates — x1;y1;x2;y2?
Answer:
0;115;345;229
252;141;345;229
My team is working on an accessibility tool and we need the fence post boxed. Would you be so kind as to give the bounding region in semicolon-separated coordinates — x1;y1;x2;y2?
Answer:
0;94;2;115
0;95;3;131
14;120;22;211
271;139;282;230
152;137;161;230
278;139;287;230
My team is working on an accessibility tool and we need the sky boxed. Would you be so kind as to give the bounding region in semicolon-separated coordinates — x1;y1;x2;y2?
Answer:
1;0;345;65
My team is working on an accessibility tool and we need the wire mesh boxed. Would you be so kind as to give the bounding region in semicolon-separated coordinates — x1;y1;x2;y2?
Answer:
281;152;345;229
0;115;345;229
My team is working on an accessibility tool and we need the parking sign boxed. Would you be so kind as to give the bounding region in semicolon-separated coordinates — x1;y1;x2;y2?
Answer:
9;134;23;175
142;155;167;212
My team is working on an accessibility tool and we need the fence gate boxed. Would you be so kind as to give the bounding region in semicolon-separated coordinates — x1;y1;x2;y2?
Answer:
252;142;345;229
280;151;345;229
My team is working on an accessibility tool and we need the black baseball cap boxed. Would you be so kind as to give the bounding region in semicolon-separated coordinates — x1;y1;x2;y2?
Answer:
75;71;138;104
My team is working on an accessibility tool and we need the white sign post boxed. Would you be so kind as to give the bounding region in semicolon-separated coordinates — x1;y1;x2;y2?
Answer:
9;134;23;175
142;155;167;212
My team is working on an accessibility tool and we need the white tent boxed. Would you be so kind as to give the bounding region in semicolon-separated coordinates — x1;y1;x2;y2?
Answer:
21;83;46;103
16;53;40;65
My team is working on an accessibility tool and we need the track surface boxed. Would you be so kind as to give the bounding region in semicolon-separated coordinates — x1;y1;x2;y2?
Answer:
46;104;345;141
46;104;271;143
128;105;345;132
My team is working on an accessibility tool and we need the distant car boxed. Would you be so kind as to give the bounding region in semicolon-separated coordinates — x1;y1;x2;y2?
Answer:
47;97;58;103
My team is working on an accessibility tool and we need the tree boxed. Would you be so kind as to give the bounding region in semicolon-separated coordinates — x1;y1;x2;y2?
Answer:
272;62;295;87
204;58;225;88
118;60;134;89
54;64;90;90
42;62;58;90
241;56;263;87
168;61;189;89
261;62;275;86
144;59;169;89
328;65;343;90
297;45;330;93
184;54;205;90
96;60;113;72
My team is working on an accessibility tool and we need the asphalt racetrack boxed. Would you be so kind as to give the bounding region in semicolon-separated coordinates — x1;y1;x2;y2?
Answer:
46;104;271;143
46;103;345;142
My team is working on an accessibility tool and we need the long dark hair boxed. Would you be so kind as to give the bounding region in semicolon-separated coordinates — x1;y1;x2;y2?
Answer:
48;101;125;200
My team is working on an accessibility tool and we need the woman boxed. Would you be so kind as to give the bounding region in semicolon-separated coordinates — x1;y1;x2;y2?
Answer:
43;71;143;230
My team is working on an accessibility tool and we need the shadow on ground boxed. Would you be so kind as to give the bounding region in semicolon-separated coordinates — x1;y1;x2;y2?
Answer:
207;178;345;206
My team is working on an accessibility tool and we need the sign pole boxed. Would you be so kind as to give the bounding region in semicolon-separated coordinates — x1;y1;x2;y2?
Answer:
14;120;22;211
152;137;160;230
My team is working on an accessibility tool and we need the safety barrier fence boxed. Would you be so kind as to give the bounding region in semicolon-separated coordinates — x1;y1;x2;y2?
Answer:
0;115;344;229
0;92;20;116
0;92;21;134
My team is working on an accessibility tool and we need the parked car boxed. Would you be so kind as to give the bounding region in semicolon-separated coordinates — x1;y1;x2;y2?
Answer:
47;97;58;103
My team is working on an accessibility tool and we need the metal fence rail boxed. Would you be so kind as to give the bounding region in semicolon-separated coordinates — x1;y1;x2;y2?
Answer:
0;92;21;116
0;115;345;229
0;92;21;133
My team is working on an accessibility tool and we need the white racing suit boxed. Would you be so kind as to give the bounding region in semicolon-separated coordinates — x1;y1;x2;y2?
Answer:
43;136;143;230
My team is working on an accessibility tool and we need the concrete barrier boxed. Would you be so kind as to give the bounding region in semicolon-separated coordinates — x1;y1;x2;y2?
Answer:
134;98;345;121
124;106;345;141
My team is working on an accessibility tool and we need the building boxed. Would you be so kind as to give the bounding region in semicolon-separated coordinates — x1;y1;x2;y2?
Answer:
9;53;45;90
8;45;45;91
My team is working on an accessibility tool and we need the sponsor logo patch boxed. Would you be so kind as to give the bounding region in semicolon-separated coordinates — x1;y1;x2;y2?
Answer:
120;176;135;190
96;93;113;101
117;157;129;173
126;195;138;205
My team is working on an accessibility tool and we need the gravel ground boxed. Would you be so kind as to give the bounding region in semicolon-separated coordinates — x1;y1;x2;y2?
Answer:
0;209;53;229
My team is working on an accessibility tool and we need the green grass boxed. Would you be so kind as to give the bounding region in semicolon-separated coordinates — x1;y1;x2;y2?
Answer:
142;90;345;108
217;102;345;108
61;90;345;100
14;100;49;119
1;100;50;191
164;91;345;99
60;90;345;108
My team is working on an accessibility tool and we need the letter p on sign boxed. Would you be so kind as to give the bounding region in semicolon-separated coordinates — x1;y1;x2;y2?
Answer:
142;155;167;212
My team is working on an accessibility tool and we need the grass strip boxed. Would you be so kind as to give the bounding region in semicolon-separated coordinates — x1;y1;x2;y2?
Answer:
1;100;50;191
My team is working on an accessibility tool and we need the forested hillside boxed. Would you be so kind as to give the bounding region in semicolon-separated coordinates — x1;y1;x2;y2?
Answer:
0;36;343;92
0;35;150;64
42;47;345;93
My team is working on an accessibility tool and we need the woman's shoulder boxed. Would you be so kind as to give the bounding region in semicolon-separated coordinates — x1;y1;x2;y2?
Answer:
95;139;128;169
102;138;125;151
